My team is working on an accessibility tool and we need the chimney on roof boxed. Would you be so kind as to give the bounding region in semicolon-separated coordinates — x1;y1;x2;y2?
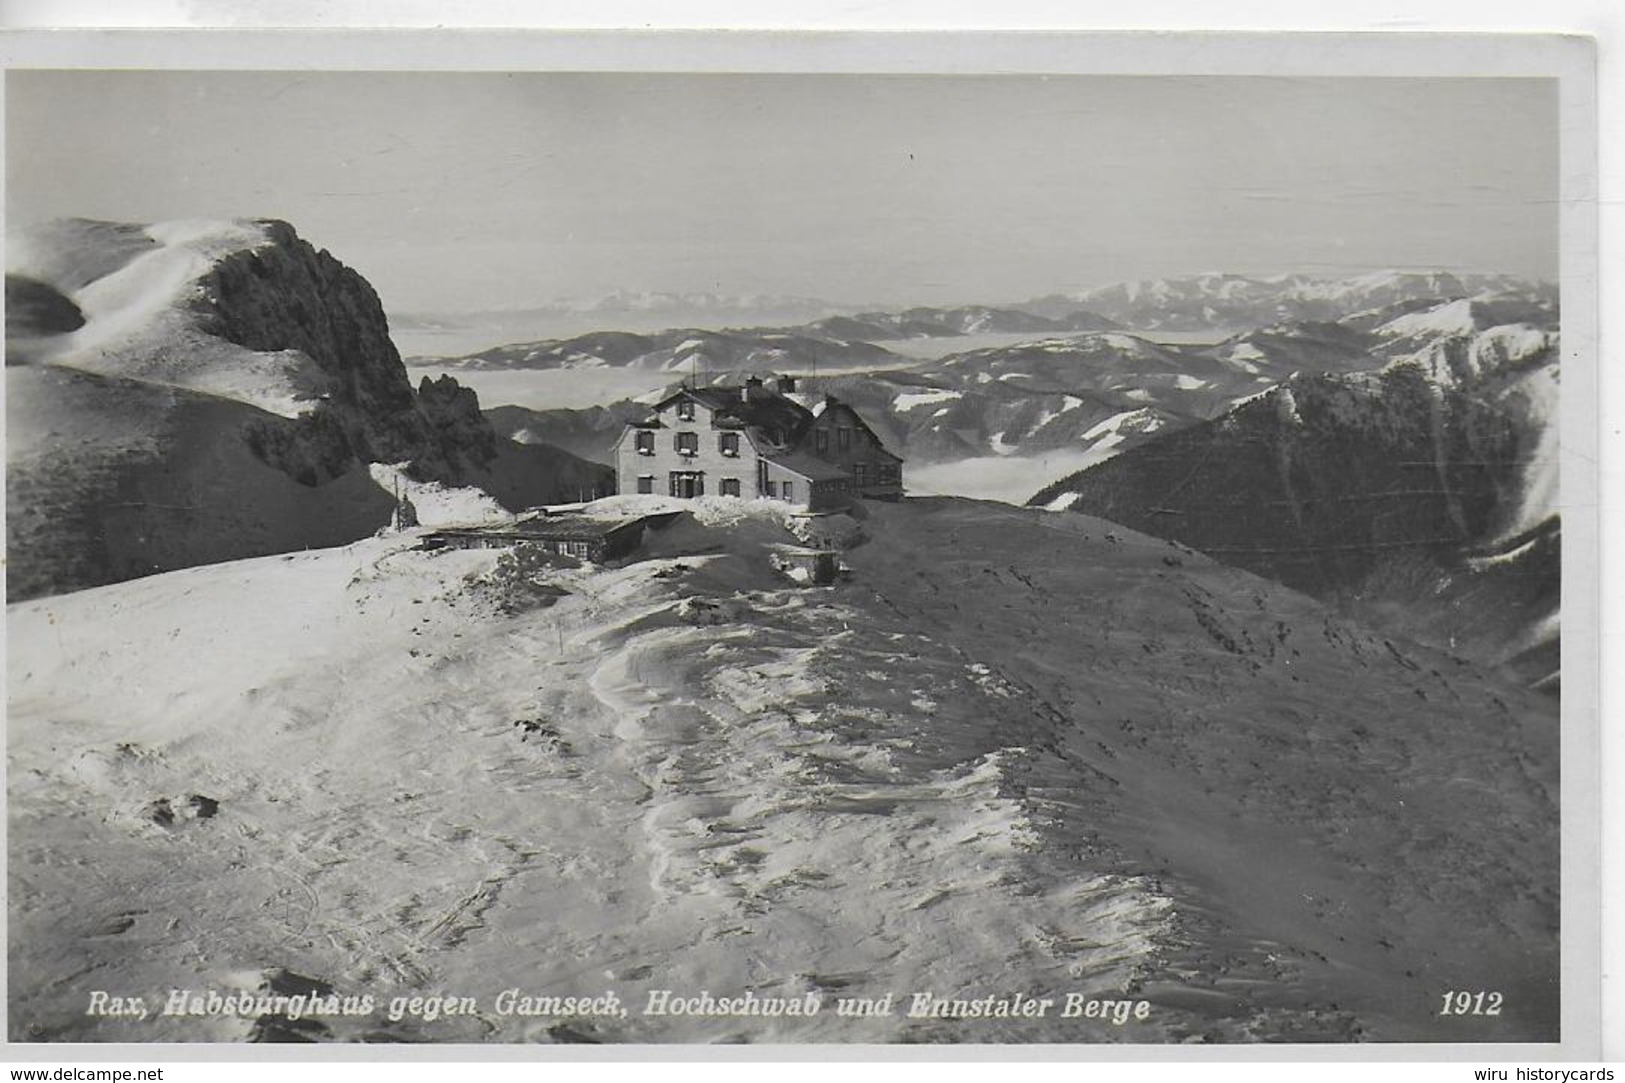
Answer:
743;375;764;402
769;373;796;394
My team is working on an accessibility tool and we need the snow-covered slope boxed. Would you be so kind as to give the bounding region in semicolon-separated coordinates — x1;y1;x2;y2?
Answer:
6;218;610;600
10;219;321;415
8;497;1556;1044
5;365;400;602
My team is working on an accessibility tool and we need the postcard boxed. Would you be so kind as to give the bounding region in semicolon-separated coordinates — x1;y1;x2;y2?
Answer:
1;28;1600;1060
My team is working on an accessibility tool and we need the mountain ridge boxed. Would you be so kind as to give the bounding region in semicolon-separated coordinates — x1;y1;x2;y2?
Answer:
1029;302;1560;685
1017;271;1554;331
6;216;610;600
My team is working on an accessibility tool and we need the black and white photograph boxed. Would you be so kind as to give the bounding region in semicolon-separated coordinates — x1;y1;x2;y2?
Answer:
1;31;1598;1055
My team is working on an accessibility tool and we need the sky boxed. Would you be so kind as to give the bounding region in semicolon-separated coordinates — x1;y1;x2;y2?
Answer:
5;71;1558;314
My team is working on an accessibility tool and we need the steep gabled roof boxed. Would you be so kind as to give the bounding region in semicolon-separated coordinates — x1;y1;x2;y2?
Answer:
644;385;815;445
800;394;903;461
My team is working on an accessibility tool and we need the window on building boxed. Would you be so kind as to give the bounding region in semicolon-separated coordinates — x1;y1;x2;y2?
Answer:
637;475;654;494
781;481;794;502
676;431;698;456
764;480;777;497
855;462;870;486
720;477;741;497
720;432;740;457
838;428;852;451
677;400;695;421
879;463;897;482
814;429;829;453
635;430;655;455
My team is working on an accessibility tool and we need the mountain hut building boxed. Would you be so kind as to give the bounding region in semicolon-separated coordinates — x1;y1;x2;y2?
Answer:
614;376;903;512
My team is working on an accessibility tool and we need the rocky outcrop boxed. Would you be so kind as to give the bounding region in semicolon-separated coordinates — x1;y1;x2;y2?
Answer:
192;220;498;486
7;217;608;599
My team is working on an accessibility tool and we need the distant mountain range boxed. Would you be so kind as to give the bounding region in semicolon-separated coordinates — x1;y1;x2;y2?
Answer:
480;328;1239;471
474;275;1562;688
434;327;899;374
480;282;1554;476
391;293;870;356
398;270;1554;357
394;290;854;328
1017;271;1555;331
410;304;1124;367
791;306;1121;341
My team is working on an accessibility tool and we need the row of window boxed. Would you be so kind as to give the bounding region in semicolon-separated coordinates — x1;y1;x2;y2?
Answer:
636;430;896;473
634;430;739;457
637;428;878;458
634;437;895;484
634;475;787;501
637;427;891;460
547;540;595;559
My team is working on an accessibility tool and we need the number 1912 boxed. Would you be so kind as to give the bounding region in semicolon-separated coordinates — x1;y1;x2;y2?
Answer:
1440;991;1503;1016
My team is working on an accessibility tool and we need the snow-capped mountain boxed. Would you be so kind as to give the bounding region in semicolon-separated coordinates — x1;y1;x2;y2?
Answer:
431;327;900;374
484;331;1218;470
1020;271;1554;332
1208;321;1377;380
1031;303;1560;687
5;217;608;600
479;282;1559;519
391;293;868;356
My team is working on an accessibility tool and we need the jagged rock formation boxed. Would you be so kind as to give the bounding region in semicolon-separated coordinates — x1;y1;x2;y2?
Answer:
6;217;609;600
192;221;491;484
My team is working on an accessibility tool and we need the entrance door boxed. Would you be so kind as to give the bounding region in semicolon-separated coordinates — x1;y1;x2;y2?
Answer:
669;472;704;498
